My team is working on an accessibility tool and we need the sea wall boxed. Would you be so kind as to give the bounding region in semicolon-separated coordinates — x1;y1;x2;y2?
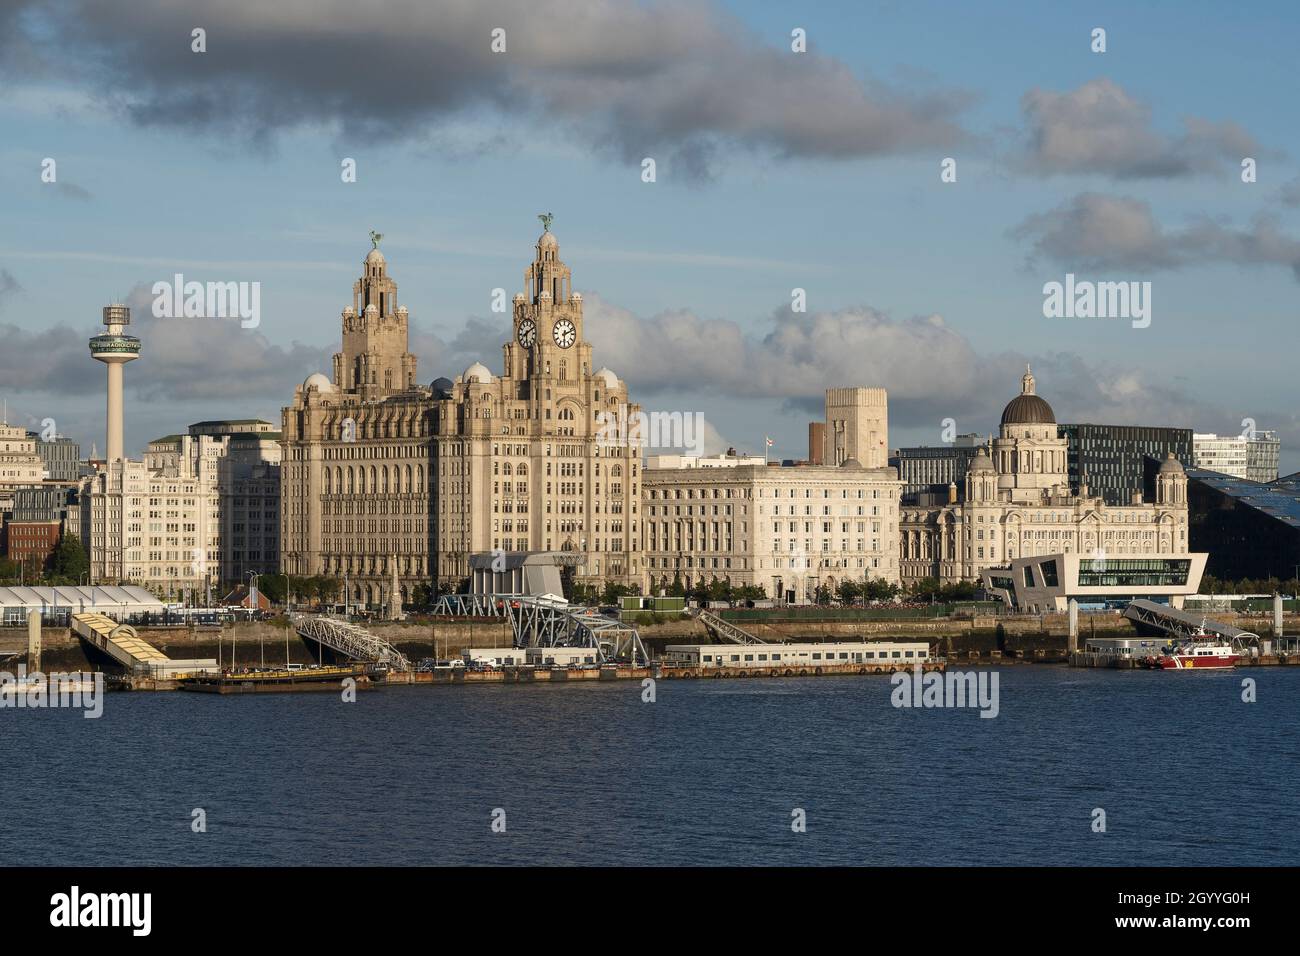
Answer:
4;609;1294;671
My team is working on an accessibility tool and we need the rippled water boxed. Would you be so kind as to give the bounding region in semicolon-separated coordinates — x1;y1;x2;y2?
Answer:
2;666;1296;865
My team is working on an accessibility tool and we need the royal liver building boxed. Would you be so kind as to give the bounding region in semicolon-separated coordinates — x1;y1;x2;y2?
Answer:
280;222;642;608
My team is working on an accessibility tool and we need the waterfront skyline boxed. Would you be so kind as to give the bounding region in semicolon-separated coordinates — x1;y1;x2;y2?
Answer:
2;0;1299;471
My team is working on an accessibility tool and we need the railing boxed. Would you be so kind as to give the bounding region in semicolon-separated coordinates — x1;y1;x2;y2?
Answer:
695;609;767;645
505;597;649;666
292;615;411;672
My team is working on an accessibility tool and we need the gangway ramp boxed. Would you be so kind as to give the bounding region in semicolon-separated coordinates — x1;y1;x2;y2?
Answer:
292;615;411;671
71;612;169;668
1123;600;1259;646
505;596;649;665
695;609;768;645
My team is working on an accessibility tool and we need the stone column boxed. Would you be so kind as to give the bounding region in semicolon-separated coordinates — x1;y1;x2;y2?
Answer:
1067;598;1079;655
27;610;41;673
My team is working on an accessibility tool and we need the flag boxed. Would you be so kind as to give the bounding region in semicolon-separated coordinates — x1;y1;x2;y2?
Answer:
765;436;774;447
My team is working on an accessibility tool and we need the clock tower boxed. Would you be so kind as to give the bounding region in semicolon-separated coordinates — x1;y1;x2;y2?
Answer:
429;217;643;589
505;216;591;390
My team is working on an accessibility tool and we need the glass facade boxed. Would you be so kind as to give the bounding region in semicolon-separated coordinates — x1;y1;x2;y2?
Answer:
1077;557;1191;587
1186;469;1300;580
1060;423;1192;506
891;436;983;500
1041;558;1059;587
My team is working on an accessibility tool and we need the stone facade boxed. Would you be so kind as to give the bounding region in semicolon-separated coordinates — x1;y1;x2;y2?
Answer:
430;227;642;587
280;226;643;607
900;368;1190;584
279;244;431;608
0;422;45;511
82;424;281;598
642;456;902;601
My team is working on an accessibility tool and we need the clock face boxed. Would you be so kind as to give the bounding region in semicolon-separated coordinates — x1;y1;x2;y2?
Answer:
517;318;536;348
552;318;576;348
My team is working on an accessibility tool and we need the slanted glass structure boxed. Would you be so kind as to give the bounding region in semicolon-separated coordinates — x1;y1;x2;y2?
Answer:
1185;468;1300;581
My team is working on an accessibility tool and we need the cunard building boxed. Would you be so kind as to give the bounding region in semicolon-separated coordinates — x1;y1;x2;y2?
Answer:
280;221;643;608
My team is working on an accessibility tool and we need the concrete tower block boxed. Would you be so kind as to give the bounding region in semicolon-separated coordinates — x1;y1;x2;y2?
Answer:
823;387;889;469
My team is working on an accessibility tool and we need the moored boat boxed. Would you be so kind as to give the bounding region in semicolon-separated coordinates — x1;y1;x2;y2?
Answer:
1142;620;1240;670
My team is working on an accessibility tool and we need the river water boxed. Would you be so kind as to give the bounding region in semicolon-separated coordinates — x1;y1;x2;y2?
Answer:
2;665;1295;866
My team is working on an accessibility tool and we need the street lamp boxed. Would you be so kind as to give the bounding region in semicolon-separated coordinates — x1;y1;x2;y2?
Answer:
247;571;263;669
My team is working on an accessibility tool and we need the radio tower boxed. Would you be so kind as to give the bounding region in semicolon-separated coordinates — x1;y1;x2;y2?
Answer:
88;304;141;462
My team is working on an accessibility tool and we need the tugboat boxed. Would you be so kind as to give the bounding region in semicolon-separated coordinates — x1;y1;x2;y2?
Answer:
1143;620;1240;670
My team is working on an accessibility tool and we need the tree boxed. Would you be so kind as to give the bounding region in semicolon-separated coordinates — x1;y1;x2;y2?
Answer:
836;579;861;606
258;574;288;604
50;533;88;582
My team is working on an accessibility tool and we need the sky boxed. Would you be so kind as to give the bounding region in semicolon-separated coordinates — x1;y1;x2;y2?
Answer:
1;0;1298;471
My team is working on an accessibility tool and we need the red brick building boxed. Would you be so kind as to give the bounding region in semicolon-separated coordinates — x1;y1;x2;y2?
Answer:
3;520;62;570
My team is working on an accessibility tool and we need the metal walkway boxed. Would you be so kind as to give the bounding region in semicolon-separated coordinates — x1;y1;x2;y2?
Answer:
431;593;508;617
292;615;411;671
695;609;768;645
432;592;650;665
1123;600;1260;646
505;596;649;665
71;612;169;668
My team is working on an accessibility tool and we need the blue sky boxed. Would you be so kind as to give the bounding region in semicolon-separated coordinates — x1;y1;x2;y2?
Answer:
1;0;1297;470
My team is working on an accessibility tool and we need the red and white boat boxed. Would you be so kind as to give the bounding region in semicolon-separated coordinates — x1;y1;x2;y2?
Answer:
1143;621;1241;670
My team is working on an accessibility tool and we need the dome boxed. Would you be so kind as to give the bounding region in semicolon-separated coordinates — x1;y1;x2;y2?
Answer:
841;457;864;469
538;231;558;250
462;362;492;384
594;367;619;389
1000;364;1056;425
431;376;454;397
365;247;385;265
969;448;995;472
1159;453;1185;475
303;372;334;393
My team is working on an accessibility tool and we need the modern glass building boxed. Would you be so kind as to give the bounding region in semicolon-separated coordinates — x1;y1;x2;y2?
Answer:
891;434;983;501
981;552;1207;612
1185;468;1300;581
30;434;81;481
1059;423;1192;506
1191;431;1281;483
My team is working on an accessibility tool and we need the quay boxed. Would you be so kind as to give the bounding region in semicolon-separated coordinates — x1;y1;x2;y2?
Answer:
103;658;949;693
383;658;947;686
180;664;373;694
